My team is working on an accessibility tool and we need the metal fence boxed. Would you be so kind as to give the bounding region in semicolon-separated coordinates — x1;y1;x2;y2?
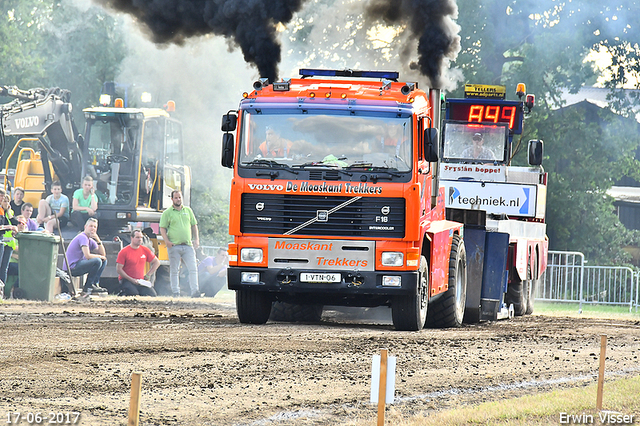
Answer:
538;250;639;313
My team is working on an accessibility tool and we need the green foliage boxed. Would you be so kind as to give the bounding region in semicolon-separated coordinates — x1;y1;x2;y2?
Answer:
1;0;126;122
0;0;51;86
190;179;232;248
42;2;127;114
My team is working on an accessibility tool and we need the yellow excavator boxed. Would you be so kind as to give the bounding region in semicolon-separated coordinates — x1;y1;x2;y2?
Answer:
1;84;192;294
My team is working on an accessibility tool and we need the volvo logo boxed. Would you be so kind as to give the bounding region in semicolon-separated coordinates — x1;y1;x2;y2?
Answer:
256;202;264;211
381;206;390;215
317;210;329;222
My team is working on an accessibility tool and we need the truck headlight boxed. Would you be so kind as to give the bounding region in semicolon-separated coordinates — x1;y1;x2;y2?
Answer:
240;248;263;263
241;272;261;283
382;276;401;287
381;252;403;267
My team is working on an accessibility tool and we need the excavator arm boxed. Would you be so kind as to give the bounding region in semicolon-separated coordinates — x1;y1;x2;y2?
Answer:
0;85;83;191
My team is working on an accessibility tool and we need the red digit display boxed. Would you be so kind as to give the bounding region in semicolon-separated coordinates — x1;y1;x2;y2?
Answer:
447;99;523;133
468;105;484;123
484;105;500;123
501;106;516;129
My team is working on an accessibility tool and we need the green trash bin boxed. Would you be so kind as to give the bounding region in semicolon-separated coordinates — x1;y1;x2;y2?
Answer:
16;232;61;301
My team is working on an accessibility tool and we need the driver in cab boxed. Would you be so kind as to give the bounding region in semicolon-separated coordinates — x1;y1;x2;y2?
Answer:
461;132;496;161
258;126;292;158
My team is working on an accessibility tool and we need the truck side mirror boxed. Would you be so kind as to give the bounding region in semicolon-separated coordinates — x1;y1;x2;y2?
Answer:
528;139;543;166
221;113;237;132
221;133;235;168
423;128;439;162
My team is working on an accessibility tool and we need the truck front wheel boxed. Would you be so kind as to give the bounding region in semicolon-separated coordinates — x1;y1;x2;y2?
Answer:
391;256;428;331
236;290;272;324
426;234;467;328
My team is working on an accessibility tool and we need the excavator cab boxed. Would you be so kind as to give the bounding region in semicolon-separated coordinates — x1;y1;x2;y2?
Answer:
82;106;190;232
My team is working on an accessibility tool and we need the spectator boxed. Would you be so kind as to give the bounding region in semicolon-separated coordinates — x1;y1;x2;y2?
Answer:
64;218;107;295
198;248;228;298
116;229;160;297
10;187;25;215
0;195;19;287
159;190;200;297
71;176;99;229
37;181;69;233
5;216;27;297
20;203;40;231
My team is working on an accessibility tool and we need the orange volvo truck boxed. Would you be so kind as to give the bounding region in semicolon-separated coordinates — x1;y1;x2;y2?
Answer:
220;69;466;331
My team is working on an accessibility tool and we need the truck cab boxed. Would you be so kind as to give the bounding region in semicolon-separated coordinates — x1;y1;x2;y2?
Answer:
221;69;466;331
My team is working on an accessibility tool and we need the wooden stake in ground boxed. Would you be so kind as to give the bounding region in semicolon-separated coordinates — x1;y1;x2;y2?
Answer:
128;372;142;426
377;349;388;426
596;335;607;410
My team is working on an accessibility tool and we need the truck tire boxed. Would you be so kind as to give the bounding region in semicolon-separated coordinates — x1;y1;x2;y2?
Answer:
391;256;428;331
269;302;323;322
507;271;528;316
525;278;538;315
426;234;467;328
236;290;272;324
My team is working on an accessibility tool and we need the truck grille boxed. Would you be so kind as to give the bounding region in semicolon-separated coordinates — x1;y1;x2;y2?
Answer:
241;194;405;238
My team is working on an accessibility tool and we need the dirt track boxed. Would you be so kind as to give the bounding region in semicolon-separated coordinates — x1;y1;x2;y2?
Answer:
1;293;639;425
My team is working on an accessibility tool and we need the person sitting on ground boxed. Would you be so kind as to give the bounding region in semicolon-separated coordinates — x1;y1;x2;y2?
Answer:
37;181;69;233
461;132;496;161
198;248;228;298
71;176;99;230
64;217;107;295
115;229;161;297
258;126;293;158
20;203;40;232
10;187;25;216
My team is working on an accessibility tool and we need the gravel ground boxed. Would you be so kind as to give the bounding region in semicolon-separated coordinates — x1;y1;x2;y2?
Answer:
1;293;639;425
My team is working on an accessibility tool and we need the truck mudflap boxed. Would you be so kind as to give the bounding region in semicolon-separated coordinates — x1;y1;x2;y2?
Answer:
463;228;511;322
227;266;419;306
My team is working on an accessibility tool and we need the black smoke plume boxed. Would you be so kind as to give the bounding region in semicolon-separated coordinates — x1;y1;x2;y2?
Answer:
96;0;305;83
366;0;460;88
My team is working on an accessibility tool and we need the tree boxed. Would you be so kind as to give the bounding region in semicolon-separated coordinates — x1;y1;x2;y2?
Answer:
42;2;127;113
0;0;51;87
1;0;126;110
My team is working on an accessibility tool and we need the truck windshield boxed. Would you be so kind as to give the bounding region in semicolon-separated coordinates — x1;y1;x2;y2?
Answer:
442;122;508;164
239;111;413;172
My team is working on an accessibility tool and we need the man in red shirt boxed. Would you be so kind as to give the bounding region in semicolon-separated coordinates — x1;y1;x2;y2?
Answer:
116;229;161;296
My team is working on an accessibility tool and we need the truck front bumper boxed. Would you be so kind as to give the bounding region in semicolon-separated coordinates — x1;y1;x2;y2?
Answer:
228;266;419;306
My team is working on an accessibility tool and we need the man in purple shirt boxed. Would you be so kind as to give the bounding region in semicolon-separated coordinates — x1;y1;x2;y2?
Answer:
197;248;228;298
20;203;39;232
64;217;107;294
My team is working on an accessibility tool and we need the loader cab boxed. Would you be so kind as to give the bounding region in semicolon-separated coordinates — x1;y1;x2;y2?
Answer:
82;107;189;229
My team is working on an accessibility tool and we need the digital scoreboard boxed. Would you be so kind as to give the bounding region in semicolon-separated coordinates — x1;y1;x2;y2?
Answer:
445;98;524;134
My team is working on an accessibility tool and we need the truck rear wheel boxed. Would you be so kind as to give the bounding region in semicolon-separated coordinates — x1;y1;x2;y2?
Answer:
426;234;467;328
525;278;538;315
391;256;428;331
270;302;323;322
507;272;528;316
236;290;272;324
